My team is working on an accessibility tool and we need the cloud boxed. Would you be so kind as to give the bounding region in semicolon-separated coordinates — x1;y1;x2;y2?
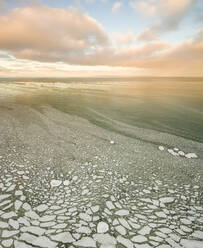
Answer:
1;38;203;76
0;6;109;62
194;27;203;41
66;38;203;76
136;28;158;42
113;29;158;46
0;51;12;58
120;39;203;76
0;0;6;7
109;42;171;67
0;55;139;77
129;0;194;18
2;38;203;76
130;0;195;31
113;31;136;46
0;5;202;76
112;2;122;13
149;40;203;76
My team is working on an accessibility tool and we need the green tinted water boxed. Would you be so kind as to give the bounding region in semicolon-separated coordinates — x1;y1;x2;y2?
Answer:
0;77;203;142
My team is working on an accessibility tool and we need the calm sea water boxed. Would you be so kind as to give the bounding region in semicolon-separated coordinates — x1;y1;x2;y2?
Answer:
0;77;203;142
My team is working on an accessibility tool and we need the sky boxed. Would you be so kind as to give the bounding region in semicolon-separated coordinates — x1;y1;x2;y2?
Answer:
0;0;202;77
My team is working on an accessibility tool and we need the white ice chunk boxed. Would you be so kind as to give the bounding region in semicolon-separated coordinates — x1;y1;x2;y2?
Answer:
52;223;67;229
74;237;96;247
115;225;126;235
0;194;10;201
15;200;22;211
119;218;131;230
73;176;78;181
31;236;57;248
19;233;36;243
159;228;172;234
82;189;89;195
106;201;115;210
63;180;70;186
76;226;91;234
178;151;185;156
181;239;203;248
160;197;174;204
91;205;99;213
115;209;129;216
17;171;24;175
97;222;109;233
158;146;164;151
40;221;56;228
6;184;16;192
93;234;117;245
14;240;33;248
185;153;198;159
21;226;45;236
9;219;19;229
155;212;167;218
40;215;56;222
168;149;179;156
117;236;134;248
50;232;75;243
192;230;203;239
131;235;147;243
22;202;31;211
138;226;151;235
0;221;9;228
1;211;17;219
2;239;13;247
25;211;39;219
15;190;23;196
35;204;48;212
2;230;19;238
79;213;91;222
50;180;62;187
180;218;191;225
18;217;30;226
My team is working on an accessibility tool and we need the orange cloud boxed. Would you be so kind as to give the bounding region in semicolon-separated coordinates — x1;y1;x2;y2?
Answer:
0;5;109;61
113;31;136;46
136;28;158;42
0;5;202;76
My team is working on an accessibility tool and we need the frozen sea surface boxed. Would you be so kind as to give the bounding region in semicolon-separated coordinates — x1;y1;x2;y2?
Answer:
0;103;202;248
0;78;203;247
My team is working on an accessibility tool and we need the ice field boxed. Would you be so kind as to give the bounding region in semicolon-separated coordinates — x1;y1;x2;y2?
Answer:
0;78;202;248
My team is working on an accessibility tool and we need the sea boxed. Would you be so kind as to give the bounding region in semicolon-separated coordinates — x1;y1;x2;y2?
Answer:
0;77;203;142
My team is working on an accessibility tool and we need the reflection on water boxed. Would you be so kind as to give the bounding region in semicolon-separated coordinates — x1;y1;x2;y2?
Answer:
0;77;203;142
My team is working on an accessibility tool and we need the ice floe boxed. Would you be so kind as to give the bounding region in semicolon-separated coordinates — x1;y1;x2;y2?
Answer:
50;179;62;187
158;146;165;151
97;221;109;233
185;152;198;158
158;145;198;159
0;152;202;248
74;237;96;247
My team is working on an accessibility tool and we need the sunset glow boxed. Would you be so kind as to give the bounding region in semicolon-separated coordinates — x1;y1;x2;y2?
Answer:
0;0;202;77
